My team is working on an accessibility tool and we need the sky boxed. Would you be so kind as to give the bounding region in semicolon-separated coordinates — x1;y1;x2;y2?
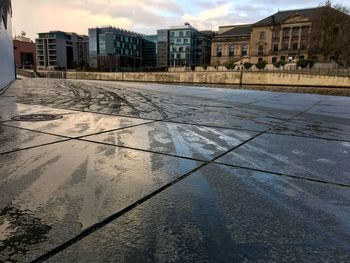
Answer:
11;0;348;40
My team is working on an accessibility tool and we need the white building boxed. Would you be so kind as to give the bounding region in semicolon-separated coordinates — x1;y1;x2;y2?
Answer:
0;0;15;92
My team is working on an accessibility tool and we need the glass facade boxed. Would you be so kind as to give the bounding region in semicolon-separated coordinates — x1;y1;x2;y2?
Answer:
88;26;143;70
169;25;211;67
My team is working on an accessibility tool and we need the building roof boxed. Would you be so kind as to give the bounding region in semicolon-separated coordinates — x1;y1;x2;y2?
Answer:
217;25;251;37
254;7;318;27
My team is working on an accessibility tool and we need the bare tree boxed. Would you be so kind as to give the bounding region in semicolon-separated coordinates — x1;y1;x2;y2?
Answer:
310;1;350;65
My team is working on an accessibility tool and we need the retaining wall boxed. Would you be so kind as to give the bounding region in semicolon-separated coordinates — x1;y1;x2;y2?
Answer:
22;70;350;88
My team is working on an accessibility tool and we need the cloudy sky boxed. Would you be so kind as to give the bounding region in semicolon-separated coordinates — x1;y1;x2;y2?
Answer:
11;0;345;40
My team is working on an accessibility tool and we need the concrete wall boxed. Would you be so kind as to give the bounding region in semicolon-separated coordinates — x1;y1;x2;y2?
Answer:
0;6;15;92
28;70;350;88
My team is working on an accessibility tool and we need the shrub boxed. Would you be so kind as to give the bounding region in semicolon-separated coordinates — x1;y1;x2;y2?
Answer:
296;59;317;69
255;60;268;70
297;59;309;68
224;62;236;69
243;62;253;70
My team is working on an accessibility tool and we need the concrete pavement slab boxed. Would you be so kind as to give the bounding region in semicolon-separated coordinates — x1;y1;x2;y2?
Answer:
0;140;202;262
47;164;350;263
82;121;258;161
0;125;67;154
3;112;153;138
272;112;350;141
216;133;350;185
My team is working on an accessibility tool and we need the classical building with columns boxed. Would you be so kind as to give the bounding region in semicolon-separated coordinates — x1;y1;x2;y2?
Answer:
249;8;316;64
210;7;343;66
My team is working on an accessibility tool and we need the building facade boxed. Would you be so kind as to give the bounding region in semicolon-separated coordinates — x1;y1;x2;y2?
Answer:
211;25;251;66
142;35;157;68
249;8;315;64
13;36;36;69
157;29;169;68
89;27;143;70
169;23;212;67
36;31;88;70
0;0;15;91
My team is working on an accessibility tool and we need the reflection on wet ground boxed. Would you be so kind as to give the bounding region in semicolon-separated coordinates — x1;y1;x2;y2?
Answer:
1;78;350;262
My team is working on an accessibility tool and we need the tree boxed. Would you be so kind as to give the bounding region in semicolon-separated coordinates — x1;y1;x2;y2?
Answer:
310;1;350;65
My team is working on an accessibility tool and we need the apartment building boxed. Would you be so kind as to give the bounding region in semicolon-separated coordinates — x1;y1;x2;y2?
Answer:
0;0;15;91
36;31;88;70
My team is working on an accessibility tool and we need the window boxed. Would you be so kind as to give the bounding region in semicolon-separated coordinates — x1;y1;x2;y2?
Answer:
299;55;305;60
186;30;190;36
186;53;190;59
176;38;181;43
179;47;183;52
260;32;266;40
258;45;264;56
280;56;285;61
229;45;235;57
242;44;248;56
184;38;188;44
258;58;263;62
171;54;175;58
216;46;222;57
273;43;279;52
272;57;277;63
292;43;298;50
273;30;280;38
283;28;290;37
283;42;289;50
176;54;181;59
179;31;184;37
292;27;299;36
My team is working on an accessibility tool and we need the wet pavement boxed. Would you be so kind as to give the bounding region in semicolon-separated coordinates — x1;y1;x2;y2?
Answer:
0;78;350;262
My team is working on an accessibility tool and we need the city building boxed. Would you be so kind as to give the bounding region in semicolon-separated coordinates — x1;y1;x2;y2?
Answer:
211;7;350;66
0;0;15;91
157;29;169;68
169;23;212;67
142;35;157;68
13;35;36;69
211;25;251;66
249;8;316;64
89;26;143;70
36;31;89;70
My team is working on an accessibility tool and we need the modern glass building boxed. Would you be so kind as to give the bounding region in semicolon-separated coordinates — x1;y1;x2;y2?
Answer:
142;35;157;68
169;23;212;67
157;29;169;68
88;27;143;70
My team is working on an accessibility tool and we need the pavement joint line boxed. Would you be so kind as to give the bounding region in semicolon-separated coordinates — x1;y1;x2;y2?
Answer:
77;138;208;162
214;162;350;189
0;122;73;139
0;139;73;156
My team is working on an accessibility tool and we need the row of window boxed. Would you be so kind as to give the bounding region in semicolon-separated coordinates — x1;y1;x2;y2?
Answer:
216;44;248;57
170;38;191;44
171;46;190;52
170;30;191;38
170;53;190;59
